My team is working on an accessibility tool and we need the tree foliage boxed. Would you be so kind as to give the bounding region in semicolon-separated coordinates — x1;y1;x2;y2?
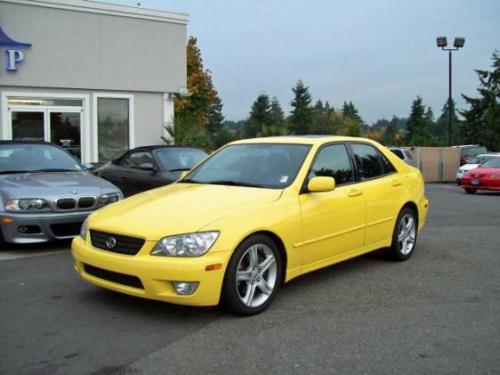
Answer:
459;52;500;151
289;80;313;134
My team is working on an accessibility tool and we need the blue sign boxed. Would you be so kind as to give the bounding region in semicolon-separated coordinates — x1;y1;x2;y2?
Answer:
0;25;31;74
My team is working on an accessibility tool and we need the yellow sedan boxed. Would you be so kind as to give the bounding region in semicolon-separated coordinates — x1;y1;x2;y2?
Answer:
72;136;428;315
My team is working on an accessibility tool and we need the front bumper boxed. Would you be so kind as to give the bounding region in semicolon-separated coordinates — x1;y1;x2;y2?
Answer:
461;177;500;191
71;236;230;306
0;211;91;244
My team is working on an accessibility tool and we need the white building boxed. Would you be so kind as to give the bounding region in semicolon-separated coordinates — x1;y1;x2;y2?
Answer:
0;0;188;163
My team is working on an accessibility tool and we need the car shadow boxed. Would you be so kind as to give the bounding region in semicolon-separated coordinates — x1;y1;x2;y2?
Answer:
0;239;72;252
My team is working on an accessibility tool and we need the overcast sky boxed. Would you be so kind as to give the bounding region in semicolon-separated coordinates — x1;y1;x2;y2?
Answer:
109;0;499;124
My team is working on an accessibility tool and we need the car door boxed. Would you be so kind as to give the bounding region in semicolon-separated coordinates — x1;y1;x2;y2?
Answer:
299;143;366;267
98;159;134;196
349;143;401;247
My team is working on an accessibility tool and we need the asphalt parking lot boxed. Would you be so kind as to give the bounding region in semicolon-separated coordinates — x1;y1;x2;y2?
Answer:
1;184;499;375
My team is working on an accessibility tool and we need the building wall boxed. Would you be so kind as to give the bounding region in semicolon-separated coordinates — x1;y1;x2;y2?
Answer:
0;0;187;93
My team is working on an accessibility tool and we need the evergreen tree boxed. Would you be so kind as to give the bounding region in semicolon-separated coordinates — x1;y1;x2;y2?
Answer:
289;80;313;134
342;101;365;127
247;94;272;137
406;96;431;146
459;52;500;151
270;97;285;127
435;100;459;146
207;95;224;135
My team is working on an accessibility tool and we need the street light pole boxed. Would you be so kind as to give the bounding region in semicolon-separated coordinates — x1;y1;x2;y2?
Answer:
436;36;465;147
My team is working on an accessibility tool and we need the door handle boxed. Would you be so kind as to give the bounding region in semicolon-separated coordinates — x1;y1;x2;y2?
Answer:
347;189;363;197
391;179;402;187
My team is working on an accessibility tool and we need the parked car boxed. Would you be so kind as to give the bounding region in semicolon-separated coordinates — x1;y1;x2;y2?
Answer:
456;153;500;185
95;145;208;197
0;141;122;244
460;157;500;194
72;136;429;315
389;147;415;166
452;145;488;165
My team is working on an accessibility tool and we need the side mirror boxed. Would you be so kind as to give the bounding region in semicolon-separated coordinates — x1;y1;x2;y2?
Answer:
307;176;336;193
139;162;155;171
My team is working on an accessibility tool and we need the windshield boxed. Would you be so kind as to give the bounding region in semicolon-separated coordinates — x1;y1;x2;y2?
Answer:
470;155;492;165
482;157;500;169
153;148;207;172
0;143;82;174
183;144;311;188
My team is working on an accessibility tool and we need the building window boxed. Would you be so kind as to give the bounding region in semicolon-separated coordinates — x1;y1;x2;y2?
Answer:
97;97;130;162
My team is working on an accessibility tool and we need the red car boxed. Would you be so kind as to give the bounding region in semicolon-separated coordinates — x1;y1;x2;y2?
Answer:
461;157;500;194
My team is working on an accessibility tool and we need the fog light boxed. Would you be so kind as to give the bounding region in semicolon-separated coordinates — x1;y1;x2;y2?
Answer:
173;281;199;295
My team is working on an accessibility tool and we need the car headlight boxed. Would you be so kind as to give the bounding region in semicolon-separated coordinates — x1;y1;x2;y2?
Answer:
5;198;49;211
491;174;500;179
151;231;219;257
80;218;88;240
98;192;122;208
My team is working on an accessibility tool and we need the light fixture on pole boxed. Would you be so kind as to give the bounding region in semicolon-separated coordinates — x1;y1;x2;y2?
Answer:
436;36;465;147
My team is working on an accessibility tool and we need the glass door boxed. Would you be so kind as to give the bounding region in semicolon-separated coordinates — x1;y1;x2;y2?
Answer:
49;109;82;159
11;109;46;141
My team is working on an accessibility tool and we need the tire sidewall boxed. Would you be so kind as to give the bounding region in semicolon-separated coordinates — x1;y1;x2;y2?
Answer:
222;234;283;315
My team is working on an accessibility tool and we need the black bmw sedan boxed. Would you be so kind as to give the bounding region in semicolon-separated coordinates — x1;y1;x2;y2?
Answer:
95;146;207;197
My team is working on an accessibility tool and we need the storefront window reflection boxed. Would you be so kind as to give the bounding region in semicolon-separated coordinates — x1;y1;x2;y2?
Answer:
97;98;129;162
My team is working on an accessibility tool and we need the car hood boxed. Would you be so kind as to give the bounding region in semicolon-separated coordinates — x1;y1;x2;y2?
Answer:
461;163;479;171
0;172;119;198
466;168;500;177
89;182;283;240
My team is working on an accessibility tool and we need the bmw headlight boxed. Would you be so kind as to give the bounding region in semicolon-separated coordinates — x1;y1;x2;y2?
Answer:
5;198;49;211
98;192;122;208
80;218;89;240
151;231;219;257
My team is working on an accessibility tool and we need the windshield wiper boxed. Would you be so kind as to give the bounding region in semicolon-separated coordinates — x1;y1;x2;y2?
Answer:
206;180;264;188
31;168;78;173
0;170;31;175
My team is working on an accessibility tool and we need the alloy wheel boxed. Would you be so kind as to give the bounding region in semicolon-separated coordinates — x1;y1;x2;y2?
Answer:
398;213;416;255
235;244;278;308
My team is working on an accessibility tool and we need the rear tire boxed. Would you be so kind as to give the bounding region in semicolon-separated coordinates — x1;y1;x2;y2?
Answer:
464;188;477;194
386;207;418;261
222;234;282;315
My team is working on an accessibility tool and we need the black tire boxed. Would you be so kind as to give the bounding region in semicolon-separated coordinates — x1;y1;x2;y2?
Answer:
221;234;283;316
464;188;477;194
386;207;418;261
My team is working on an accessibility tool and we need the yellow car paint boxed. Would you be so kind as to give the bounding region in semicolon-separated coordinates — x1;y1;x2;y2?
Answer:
72;136;428;307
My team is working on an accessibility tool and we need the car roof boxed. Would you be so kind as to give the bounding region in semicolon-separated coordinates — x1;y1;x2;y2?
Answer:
230;135;378;146
128;145;206;152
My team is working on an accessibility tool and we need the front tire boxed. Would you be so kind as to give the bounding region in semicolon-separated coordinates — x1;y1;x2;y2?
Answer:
386;207;418;261
222;235;282;315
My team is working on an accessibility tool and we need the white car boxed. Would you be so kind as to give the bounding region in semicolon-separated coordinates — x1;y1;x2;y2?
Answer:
456;153;500;184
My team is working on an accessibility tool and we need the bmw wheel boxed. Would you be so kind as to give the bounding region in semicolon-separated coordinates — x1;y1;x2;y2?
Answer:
387;207;418;261
222;235;282;315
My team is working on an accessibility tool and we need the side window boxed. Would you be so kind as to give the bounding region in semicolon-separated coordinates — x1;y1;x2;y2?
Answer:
309;144;354;185
351;143;386;179
120;151;154;169
380;153;396;174
391;149;404;160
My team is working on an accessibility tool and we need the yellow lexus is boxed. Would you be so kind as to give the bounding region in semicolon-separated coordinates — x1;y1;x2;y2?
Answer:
72;136;428;315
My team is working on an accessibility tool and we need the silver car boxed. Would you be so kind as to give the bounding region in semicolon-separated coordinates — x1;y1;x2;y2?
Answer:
0;141;122;244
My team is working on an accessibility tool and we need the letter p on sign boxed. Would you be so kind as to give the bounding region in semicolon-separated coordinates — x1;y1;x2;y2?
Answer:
6;49;25;71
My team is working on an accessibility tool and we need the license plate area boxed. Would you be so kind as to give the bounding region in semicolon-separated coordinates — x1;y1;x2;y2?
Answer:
471;179;480;186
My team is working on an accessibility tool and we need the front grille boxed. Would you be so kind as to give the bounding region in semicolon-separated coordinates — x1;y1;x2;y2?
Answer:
78;197;96;209
83;264;143;289
57;198;76;210
90;230;145;255
51;222;83;237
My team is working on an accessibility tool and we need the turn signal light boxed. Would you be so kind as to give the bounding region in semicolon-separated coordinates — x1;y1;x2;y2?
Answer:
1;218;14;224
205;263;222;271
